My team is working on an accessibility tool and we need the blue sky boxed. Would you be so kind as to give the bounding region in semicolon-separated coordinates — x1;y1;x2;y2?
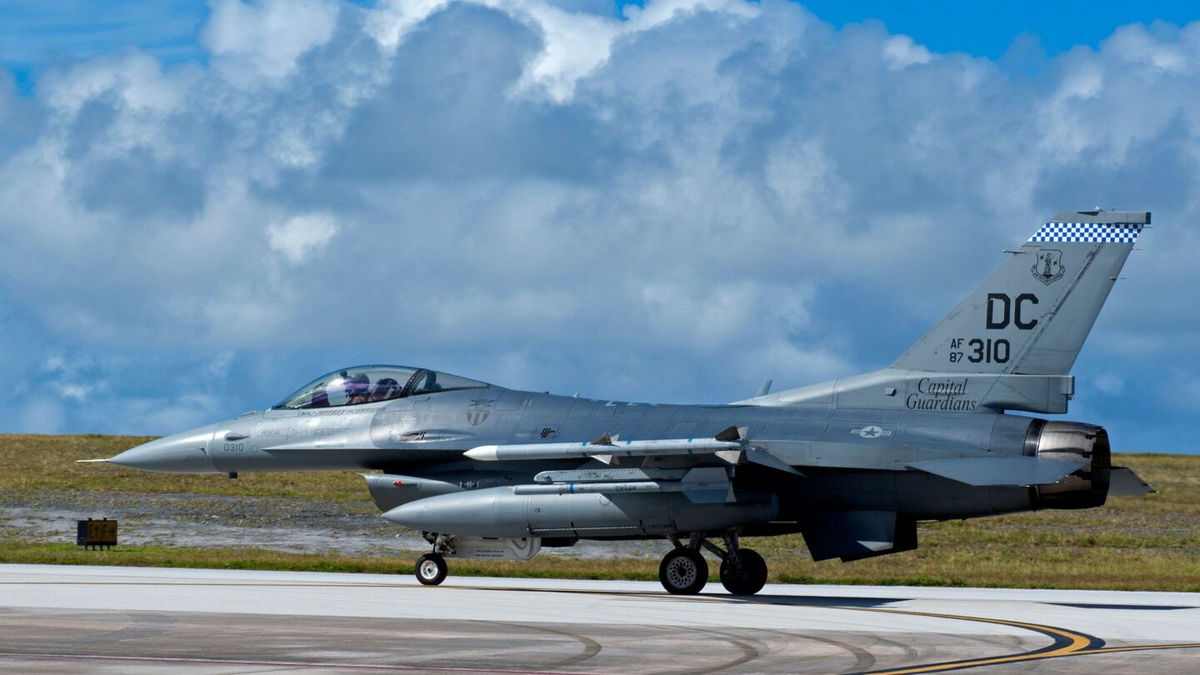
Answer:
800;0;1200;58
5;1;1198;83
1;0;1199;453
0;1;208;93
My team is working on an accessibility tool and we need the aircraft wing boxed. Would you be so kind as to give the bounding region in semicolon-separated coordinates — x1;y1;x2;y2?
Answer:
906;456;1086;486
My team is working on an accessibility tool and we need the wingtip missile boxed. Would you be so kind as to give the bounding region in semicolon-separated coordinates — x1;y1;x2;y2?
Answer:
463;445;501;461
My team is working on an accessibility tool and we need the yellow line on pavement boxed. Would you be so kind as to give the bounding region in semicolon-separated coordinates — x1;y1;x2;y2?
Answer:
854;606;1200;674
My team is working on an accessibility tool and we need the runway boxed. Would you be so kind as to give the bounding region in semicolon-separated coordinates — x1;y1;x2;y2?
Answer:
2;564;1199;673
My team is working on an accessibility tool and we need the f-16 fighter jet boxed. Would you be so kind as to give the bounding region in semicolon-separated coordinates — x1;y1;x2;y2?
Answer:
87;210;1155;595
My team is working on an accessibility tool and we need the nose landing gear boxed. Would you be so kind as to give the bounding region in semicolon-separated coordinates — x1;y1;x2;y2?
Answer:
415;552;448;585
414;532;454;586
659;532;768;596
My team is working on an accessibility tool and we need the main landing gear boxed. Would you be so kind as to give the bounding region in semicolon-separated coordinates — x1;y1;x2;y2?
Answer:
660;532;768;596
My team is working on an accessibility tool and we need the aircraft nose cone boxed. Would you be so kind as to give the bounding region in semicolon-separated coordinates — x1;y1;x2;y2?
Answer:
108;424;218;474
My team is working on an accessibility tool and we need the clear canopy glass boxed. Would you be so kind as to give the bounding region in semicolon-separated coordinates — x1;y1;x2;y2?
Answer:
273;365;488;409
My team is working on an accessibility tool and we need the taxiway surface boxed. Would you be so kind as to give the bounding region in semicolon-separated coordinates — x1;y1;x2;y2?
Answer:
2;564;1199;673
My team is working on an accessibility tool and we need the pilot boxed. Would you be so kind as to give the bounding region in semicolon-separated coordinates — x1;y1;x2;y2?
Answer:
370;378;400;402
345;372;371;405
419;371;442;392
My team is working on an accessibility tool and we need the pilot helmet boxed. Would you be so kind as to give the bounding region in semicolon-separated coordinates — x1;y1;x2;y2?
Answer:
344;372;370;398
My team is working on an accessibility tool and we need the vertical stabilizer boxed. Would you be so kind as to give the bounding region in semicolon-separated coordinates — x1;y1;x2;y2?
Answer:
892;210;1148;375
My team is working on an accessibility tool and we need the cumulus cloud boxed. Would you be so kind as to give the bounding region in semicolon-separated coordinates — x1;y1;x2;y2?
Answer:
883;34;933;69
267;213;339;263
1;0;1198;448
202;0;341;80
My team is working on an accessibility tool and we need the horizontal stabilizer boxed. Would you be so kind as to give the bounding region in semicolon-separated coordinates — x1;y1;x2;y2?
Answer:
464;436;742;462
1108;467;1156;496
907;456;1085;486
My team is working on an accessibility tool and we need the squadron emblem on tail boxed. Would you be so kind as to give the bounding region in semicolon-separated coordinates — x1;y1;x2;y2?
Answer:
1032;248;1065;285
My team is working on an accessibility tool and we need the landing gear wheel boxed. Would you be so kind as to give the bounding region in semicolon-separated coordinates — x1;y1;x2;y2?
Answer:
415;553;447;586
719;548;767;596
659;548;708;595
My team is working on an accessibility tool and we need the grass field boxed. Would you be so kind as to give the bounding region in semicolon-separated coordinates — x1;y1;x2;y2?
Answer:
2;434;1198;591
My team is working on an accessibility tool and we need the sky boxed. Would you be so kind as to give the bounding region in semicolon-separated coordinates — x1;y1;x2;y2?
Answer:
1;0;1198;453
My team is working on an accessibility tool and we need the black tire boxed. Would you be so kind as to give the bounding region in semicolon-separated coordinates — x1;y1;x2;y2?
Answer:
659;548;708;595
719;548;768;596
415;553;448;586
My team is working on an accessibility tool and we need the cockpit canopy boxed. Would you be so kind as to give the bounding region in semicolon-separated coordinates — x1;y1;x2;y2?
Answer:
273;365;489;410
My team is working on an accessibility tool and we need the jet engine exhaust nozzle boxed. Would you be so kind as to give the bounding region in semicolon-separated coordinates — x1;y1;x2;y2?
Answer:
1028;420;1111;510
